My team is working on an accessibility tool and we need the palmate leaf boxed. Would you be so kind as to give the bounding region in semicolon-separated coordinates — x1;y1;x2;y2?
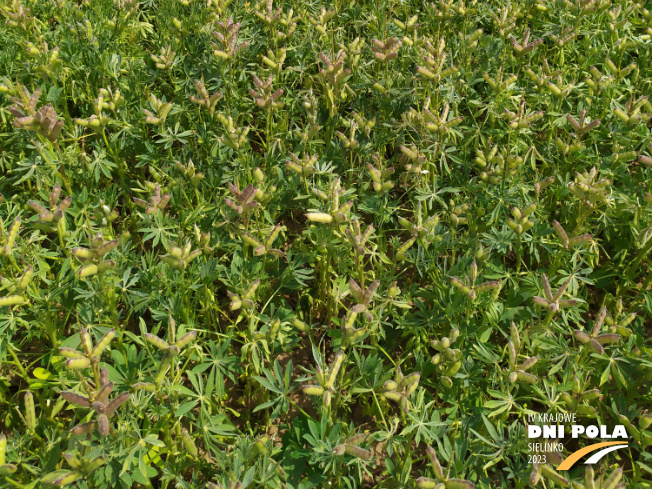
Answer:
253;360;294;420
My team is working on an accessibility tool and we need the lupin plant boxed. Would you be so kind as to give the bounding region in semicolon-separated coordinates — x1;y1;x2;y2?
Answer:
371;37;402;63
7;86;63;142
307;7;334;37
216;113;249;150
367;156;395;193
306;177;353;225
416;37;459;83
333;433;372;461
225;182;258;218
261;46;287;71
0;264;33;306
399;144;426;175
241;224;284;257
450;261;501;302
302;350;344;408
63;367;129;438
28;183;71;235
133;183;171;215
74;88;122;132
249;74;284;110
317;51;352;115
150;46;176;70
286;152;317;177
142;94;173;127
482;67;518;94
45;451;108;488
2;1;35;32
228;279;259;312
525;59;561;91
160;240;203;270
506;323;538;385
137;317;197;389
573;306;621;355
72;231;118;279
430;327;461;388
584;64;614;94
552;220;592;251
211;18;249;60
381;367;420;413
58;326;129;438
416;445;475;489
506;202;536;236
423;102;464;136
0;434;17;477
560;375;601;417
503;97;544;130
613;96;652;126
509;28;543;56
533;274;577;319
0;217;20;257
175;159;204;188
474;144;523;185
190;79;222;115
567;167;611;205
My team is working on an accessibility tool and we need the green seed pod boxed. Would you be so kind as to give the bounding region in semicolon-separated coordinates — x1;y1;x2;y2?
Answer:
444;361;461;377
306;212;333;223
426;445;444;480
540;464;569;486
639;415;652;430
303;385;325;396
399;372;420;390
0;295;27;307
175;331;197;349
24;391;36;430
0;434;6;466
146;333;169;350
327;352;344;389
97;382;114;404
62;391;91;407
344;444;371;460
579;389;600;402
98;414;110;437
416;477;438;489
382;390;402;402
91;328;115;358
0;462;16;476
67;357;91;370
384;380;398;391
293;318;309;332
521;356;538;371
71;421;96;436
156;355;171;384
18;266;33;290
399;395;409;413
446;479;475;489
131;382;156;392
182;429;199;457
78;264;98;279
516;371;538;384
441;376;453;388
323;390;332;406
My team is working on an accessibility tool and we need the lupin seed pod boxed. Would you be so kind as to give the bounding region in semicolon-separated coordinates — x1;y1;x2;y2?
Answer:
24;391;36;430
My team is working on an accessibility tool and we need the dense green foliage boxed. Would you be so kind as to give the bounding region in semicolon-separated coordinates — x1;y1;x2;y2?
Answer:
0;0;652;487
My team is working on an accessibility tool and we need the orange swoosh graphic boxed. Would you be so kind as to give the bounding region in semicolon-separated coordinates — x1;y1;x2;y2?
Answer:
557;442;627;471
